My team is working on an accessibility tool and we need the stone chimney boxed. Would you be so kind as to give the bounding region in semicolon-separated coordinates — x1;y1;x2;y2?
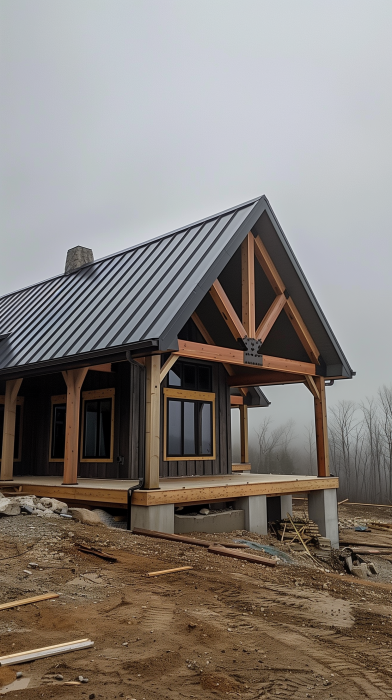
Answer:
65;246;94;273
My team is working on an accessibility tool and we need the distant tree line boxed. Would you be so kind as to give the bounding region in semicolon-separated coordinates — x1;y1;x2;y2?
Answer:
249;385;392;505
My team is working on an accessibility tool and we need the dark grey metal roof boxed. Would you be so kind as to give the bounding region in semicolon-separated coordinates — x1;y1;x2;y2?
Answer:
0;195;353;379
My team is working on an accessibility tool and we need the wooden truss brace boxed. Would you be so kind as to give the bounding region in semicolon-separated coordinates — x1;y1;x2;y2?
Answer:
207;231;320;365
192;313;247;397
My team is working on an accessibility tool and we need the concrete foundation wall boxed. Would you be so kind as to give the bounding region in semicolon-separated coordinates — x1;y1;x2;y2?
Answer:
131;504;174;533
308;488;339;549
175;509;244;534
235;495;268;535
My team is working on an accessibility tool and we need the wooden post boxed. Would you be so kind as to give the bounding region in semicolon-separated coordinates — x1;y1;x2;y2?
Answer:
62;368;88;485
239;404;249;464
0;378;23;481
314;376;330;477
145;354;161;490
241;233;255;338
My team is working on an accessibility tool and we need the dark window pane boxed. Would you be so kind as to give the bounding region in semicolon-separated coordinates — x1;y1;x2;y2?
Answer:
168;365;181;387
183;364;196;390
200;402;212;455
167;399;181;455
51;404;66;459
183;401;196;455
84;400;98;458
98;399;112;458
198;366;211;392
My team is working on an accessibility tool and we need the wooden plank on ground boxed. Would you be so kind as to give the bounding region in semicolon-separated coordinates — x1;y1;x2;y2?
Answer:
75;544;117;562
133;528;212;547
208;545;277;567
147;566;193;577
0;593;59;611
0;639;93;666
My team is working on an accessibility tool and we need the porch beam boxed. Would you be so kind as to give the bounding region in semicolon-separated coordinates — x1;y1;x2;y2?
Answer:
160;354;178;383
230;395;244;406
239;404;249;464
0;378;23;481
175;340;316;376
145;354;161;490
285;298;320;364
62;368;88;485
241;232;255;338
209;280;247;341
227;371;305;387
254;236;285;295
256;293;286;343
314;376;330;477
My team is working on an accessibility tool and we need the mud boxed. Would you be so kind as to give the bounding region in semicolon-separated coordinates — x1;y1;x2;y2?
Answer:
1;508;392;698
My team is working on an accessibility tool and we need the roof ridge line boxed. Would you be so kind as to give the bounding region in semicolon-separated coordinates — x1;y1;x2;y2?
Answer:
0;196;263;303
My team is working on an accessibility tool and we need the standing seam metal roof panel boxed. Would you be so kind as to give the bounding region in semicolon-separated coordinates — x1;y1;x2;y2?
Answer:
0;196;353;378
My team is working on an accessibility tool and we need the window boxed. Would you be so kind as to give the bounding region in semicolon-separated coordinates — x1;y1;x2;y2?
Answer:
164;388;215;460
168;361;212;392
0;397;23;461
49;395;67;461
80;388;115;462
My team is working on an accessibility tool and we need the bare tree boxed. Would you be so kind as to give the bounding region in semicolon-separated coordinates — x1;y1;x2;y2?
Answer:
253;418;294;474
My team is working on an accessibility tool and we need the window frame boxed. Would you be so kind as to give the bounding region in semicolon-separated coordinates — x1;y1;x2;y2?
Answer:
163;387;216;461
80;388;115;463
0;395;24;462
49;394;67;462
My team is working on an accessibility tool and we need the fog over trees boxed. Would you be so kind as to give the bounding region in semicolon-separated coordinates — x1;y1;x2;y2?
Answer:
248;386;392;505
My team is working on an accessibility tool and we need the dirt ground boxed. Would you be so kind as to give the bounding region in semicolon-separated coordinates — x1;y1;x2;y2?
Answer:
2;503;392;699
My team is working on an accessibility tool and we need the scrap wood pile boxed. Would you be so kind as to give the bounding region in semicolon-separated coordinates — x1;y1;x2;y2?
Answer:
273;516;331;553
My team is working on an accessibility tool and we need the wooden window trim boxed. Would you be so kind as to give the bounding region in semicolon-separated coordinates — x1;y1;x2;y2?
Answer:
163;387;216;462
0;395;24;463
80;388;115;463
49;395;67;462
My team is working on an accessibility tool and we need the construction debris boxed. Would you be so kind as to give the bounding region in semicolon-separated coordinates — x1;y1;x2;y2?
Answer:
0;593;59;611
208;545;277;567
147;566;193;577
0;639;94;666
75;544;117;563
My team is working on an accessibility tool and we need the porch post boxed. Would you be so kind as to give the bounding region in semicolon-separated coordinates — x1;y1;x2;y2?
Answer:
145;354;161;490
239;404;249;464
314;376;330;477
62;368;88;485
0;378;23;481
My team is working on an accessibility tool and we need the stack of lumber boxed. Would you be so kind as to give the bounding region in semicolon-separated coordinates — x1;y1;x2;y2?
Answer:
276;518;331;552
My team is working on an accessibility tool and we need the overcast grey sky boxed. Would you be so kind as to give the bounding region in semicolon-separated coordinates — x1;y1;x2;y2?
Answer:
1;0;392;440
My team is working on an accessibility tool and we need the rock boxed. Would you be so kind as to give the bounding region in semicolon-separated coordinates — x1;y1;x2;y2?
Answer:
16;672;23;679
54;674;64;681
78;676;89;683
0;492;5;498
68;508;103;526
14;495;38;507
199;508;210;515
28;562;38;568
0;498;21;516
40;497;68;514
89;694;95;699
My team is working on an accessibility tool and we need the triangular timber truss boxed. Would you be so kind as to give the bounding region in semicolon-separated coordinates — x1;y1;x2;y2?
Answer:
158;230;330;478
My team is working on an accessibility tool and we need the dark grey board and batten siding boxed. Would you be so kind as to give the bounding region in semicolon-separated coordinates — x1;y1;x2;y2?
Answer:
159;363;232;478
9;361;145;481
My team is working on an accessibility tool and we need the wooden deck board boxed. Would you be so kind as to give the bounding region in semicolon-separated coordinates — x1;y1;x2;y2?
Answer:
1;474;339;507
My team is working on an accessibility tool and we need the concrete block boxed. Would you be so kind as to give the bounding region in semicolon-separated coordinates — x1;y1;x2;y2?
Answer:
280;494;293;519
174;509;244;534
131;504;174;534
235;495;268;535
308;488;339;549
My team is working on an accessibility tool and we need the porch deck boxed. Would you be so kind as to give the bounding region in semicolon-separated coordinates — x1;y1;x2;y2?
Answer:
0;473;339;509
